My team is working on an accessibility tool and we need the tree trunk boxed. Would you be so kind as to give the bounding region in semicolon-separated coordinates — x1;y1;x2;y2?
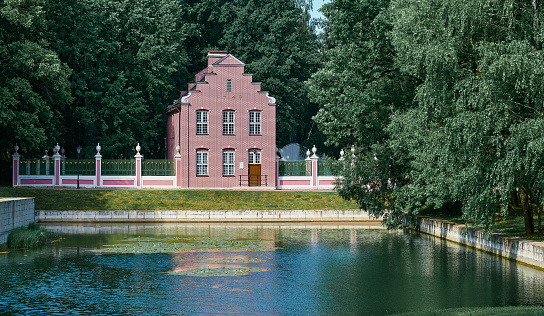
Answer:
520;189;535;236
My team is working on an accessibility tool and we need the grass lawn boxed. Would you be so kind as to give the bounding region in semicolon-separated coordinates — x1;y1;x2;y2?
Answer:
0;188;358;211
394;306;544;316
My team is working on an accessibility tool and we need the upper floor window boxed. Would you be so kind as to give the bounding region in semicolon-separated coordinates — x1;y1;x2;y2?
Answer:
196;110;208;135
226;79;232;92
223;151;235;176
223;110;235;135
196;151;208;176
249;111;261;135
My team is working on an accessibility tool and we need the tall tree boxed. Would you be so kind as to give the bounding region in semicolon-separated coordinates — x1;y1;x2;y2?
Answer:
388;0;544;234
308;0;418;223
45;0;193;158
313;0;544;235
0;0;72;161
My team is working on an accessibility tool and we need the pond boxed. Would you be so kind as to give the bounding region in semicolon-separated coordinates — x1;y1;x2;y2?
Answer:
1;223;544;315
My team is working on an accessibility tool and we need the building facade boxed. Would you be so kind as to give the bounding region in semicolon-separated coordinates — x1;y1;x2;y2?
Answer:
166;51;277;188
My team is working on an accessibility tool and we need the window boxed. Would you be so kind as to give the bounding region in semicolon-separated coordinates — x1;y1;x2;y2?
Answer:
249;111;261;135
196;111;208;135
226;79;232;92
196;151;208;176
223;111;235;135
249;151;261;164
223;152;235;176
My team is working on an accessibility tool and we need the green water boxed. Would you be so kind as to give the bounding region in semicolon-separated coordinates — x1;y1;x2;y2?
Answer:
1;223;544;315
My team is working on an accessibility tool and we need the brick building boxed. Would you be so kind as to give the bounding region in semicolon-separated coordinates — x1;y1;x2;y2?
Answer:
166;51;277;188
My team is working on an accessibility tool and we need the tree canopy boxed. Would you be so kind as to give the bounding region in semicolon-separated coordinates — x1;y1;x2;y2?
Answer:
1;0;319;165
310;0;544;235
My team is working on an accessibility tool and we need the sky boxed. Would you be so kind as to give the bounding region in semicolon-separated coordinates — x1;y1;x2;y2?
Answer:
310;0;329;22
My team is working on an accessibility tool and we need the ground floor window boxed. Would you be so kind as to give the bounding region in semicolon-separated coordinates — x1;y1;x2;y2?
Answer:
223;152;235;176
196;152;208;176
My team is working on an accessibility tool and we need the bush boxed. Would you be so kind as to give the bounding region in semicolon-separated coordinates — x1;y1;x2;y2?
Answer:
7;223;50;249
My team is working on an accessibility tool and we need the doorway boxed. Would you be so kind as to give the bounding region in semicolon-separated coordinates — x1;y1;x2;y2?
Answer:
248;151;261;186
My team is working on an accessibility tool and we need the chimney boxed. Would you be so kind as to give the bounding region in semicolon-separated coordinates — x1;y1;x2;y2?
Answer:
208;50;228;67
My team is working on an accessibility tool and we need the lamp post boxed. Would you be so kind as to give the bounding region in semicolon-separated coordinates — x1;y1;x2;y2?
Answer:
77;146;81;189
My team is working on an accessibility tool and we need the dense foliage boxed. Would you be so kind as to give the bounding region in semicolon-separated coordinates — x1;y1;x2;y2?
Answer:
1;0;319;165
310;0;544;235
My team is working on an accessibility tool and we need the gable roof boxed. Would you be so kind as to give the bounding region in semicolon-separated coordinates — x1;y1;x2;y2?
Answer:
213;54;245;67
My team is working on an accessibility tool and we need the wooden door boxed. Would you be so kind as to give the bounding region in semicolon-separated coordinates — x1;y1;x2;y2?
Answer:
248;164;261;186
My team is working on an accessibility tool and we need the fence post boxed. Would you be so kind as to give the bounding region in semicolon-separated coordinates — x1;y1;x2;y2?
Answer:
310;145;319;189
12;144;20;187
53;143;61;186
95;143;102;188
135;143;143;188
275;147;280;189
175;145;182;187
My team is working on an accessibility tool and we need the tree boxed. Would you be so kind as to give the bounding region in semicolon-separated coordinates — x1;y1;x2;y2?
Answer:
388;0;544;234
44;0;193;158
0;0;72;161
314;0;544;235
307;0;418;224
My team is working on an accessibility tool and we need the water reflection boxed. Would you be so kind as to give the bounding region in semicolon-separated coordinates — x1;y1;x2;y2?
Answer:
0;223;543;315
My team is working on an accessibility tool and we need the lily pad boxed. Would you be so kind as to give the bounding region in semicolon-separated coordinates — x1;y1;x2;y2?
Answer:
90;236;279;254
167;267;267;277
206;258;265;264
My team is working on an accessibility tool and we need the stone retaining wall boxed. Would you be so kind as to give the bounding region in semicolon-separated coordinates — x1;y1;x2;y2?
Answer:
36;209;375;223
0;198;35;244
416;216;544;270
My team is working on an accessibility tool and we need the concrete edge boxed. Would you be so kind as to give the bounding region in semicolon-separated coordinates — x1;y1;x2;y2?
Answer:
415;216;544;270
36;209;381;223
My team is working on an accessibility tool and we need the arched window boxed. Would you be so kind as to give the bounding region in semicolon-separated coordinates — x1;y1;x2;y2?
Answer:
223;151;235;176
196;110;209;135
223;110;235;135
249;111;261;135
196;151;208;176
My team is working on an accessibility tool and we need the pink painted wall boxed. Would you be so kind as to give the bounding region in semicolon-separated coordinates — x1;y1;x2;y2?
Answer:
62;179;94;185
319;180;334;186
143;180;174;186
279;179;311;186
103;180;135;186
21;179;53;185
166;51;276;188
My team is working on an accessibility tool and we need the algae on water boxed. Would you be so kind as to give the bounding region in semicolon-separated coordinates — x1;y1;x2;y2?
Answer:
90;236;279;254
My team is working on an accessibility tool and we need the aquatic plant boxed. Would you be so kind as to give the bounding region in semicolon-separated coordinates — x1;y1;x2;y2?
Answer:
7;223;51;249
91;236;279;254
167;267;267;277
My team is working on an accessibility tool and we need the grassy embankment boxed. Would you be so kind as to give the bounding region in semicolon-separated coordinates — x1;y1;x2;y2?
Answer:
0;188;358;211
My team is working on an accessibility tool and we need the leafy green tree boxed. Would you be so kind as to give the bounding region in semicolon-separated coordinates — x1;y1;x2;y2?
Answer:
314;0;544;235
388;0;544;235
308;0;418;222
0;0;72;161
45;0;192;158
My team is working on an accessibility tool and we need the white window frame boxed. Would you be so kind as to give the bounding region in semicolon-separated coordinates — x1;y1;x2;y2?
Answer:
226;79;232;92
196;110;208;135
196;151;208;176
223;110;235;135
223;152;235;176
249;111;261;135
249;151;261;165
